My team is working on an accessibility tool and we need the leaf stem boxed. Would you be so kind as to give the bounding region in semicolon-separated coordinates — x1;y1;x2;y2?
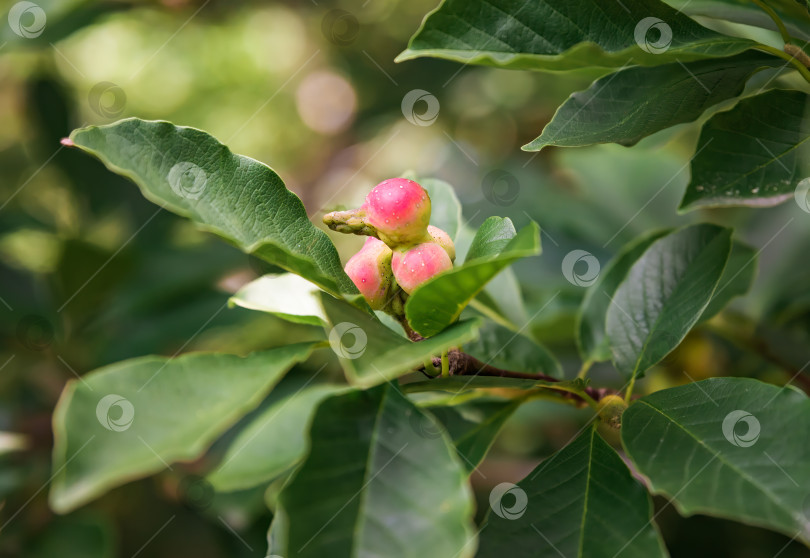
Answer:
423;357;439;377
441;350;450;378
576;359;593;380
752;0;792;43
624;374;637;404
447;350;617;404
755;44;810;84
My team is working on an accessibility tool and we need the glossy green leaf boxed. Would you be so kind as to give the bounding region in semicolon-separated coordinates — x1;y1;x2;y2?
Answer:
229;273;326;326
463;322;562;378
665;0;810;41
69;119;354;295
680;90;810;210
526;52;777;150
397;0;754;72
466;217;517;261
622;378;810;543
319;293;481;387
577;230;670;363
457;222;530;330
607;224;732;379
406;219;541;337
49;343;318;513
478;428;667;558
269;384;477;558
699;241;757;321
207;381;346;492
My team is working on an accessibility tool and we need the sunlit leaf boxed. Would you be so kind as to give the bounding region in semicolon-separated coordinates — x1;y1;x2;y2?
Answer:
229;273;327;326
397;0;754;71
207;381;346;492
50;343;317;513
69;119;354;295
319;293;480;387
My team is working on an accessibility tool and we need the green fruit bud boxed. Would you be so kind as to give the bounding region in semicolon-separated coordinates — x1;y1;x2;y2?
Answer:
597;395;628;429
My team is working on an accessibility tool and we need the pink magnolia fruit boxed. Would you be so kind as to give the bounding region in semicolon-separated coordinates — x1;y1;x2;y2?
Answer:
344;237;394;310
363;178;431;245
392;241;453;294
427;225;455;262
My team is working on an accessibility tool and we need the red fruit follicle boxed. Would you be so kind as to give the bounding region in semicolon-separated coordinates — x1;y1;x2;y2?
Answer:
392;241;452;294
344;237;395;310
363;178;431;245
427;225;455;262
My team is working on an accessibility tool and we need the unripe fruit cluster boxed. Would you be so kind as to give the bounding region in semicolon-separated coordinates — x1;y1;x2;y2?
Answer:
325;178;455;311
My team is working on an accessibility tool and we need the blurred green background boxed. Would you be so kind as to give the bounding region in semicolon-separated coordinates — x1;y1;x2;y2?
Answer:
2;0;810;556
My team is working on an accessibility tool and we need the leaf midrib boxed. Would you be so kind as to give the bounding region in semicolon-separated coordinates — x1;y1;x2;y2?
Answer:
404;39;749;60
540;63;769;146
351;386;390;558
700;127;810;193
576;428;597;558
635;399;796;524
630;230;729;377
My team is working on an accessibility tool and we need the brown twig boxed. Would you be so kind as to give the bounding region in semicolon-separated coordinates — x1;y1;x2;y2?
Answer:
409;340;617;404
397;314;618;404
450;350;613;403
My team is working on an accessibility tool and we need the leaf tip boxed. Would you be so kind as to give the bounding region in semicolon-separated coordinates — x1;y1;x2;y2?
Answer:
48;485;75;515
394;50;415;63
521;140;544;152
